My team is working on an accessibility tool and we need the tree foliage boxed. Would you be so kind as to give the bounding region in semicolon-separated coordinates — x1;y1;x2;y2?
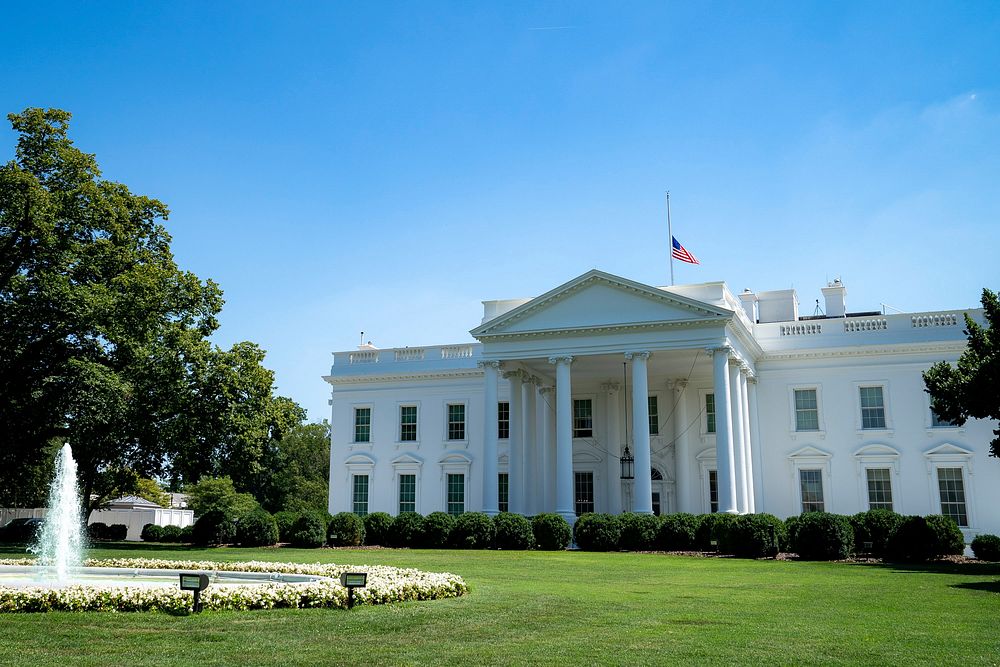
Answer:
0;108;302;514
923;288;1000;457
184;476;259;517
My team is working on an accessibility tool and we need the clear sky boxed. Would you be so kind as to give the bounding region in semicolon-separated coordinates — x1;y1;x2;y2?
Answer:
2;2;998;423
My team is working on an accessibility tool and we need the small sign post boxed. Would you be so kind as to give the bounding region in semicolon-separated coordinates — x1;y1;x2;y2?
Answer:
179;573;210;613
339;572;368;609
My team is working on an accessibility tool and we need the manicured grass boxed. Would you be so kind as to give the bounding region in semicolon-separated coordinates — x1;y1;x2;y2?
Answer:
1;543;998;666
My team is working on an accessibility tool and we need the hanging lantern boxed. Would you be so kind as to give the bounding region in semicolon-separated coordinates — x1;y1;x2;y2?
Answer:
620;444;635;480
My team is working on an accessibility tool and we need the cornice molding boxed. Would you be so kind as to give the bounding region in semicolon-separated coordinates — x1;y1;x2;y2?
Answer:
325;369;484;386
759;341;966;362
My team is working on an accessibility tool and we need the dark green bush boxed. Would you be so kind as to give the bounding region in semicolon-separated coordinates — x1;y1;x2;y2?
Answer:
87;522;109;541
850;509;904;557
326;512;365;547
288;511;327;548
107;524;128;541
420;512;456;548
390;512;424;547
493;513;534;550
161;524;185;542
192;510;238;546
618;513;661;551
532;513;572;550
274;511;299;543
696;513;739;551
971;534;1000;561
783;515;799;552
720;514;784;558
451;512;495;549
925;515;965;556
790;512;853;560
141;523;163;542
657;513;702;551
362;512;394;546
886;515;965;562
573;513;622;551
236;509;279;547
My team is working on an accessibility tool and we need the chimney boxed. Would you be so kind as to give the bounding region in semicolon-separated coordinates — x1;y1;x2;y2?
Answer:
821;279;847;318
738;289;758;323
757;289;799;323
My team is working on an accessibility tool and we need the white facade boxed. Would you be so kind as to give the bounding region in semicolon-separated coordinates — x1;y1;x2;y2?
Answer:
324;270;998;540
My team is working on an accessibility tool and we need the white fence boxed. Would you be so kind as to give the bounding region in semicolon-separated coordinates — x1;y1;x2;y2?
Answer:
1;506;194;541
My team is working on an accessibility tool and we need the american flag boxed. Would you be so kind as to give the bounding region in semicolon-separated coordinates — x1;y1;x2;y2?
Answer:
671;236;700;264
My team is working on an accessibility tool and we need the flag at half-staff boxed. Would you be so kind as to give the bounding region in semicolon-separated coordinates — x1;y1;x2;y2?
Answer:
671;236;699;264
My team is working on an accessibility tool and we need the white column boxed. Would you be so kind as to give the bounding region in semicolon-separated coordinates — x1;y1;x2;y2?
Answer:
627;351;653;515
549;356;576;524
741;368;756;514
729;359;748;513
505;370;524;514
523;376;538;515
710;346;738;513
602;382;623;515
479;360;500;515
672;379;690;513
539;386;556;512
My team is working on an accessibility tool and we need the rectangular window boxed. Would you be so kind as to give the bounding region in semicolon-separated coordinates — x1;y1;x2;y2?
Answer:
398;474;416;514
399;405;417;442
447;473;465;516
447;404;466;440
352;474;369;516
930;407;957;428
353;407;371;443
573;399;593;438
708;469;718;513
706;394;716;434
866;468;893;511
859;386;886;429
794;389;820;431
498;473;509;513
652;491;661;517
648;396;659;435
937;467;969;527
574;471;595;515
799;469;825;513
498;401;510;439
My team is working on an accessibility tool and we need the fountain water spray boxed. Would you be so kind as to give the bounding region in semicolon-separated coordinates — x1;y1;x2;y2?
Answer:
32;443;85;582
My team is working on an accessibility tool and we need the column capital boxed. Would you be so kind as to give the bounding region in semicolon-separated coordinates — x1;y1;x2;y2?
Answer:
624;351;651;361
747;374;758;385
477;360;501;371
671;378;689;390
538;385;556;395
706;344;732;358
548;355;574;365
600;382;621;393
503;369;526;381
728;356;743;368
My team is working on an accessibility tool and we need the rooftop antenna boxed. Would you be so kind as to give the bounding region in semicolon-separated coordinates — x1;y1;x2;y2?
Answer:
360;331;364;346
813;299;824;317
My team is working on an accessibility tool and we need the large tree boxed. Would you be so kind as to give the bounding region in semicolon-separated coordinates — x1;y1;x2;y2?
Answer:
923;288;1000;458
0;108;301;513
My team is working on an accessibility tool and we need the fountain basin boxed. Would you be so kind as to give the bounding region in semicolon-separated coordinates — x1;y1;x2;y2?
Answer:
0;565;331;589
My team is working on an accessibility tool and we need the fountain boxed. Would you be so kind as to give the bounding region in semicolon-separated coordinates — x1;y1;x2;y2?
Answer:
31;443;85;582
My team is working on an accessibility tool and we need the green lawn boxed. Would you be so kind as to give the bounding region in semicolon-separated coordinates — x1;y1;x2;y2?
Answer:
1;544;998;666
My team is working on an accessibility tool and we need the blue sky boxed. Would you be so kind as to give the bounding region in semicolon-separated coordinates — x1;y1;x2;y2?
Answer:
2;2;998;422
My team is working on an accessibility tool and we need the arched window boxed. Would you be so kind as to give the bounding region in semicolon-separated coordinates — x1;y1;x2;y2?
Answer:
651;467;664;481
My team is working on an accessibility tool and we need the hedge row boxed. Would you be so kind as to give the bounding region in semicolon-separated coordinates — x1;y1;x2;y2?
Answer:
348;511;572;551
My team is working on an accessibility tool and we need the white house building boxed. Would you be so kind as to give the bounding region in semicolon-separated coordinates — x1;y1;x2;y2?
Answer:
324;270;998;540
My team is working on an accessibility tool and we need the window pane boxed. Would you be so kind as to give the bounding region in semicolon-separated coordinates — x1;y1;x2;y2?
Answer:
400;405;417;442
866;468;893;511
574;471;594;515
398;474;416;514
573;399;593;438
447;473;465;516
937;467;968;527
794;389;820;431
860;386;886;429
930;407;956;428
353;474;369;516
799;469;825;513
706;394;716;433
648;396;659;435
498;401;510;439
354;408;371;443
498;473;509;513
448;404;466;440
708;469;718;513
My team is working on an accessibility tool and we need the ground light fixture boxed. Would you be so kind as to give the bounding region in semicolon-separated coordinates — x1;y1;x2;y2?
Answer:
179;573;210;613
340;571;367;609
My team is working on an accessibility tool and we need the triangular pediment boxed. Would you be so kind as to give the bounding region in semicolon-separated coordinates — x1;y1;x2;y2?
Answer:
924;443;974;458
471;270;732;339
788;445;832;460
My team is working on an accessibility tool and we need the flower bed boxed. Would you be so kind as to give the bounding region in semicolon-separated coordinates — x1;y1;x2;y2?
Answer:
0;558;468;613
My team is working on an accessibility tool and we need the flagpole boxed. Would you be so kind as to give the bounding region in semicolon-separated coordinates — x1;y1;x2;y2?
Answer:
666;191;674;286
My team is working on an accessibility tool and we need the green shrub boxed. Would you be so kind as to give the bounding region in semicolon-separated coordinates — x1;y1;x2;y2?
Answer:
236;509;279;547
106;524;128;541
720;514;784;558
573;513;622;551
420;512;456;548
656;513;702;551
493;513;534;550
618;513;661;551
288;511;327;548
87;522;109;541
887;515;965;562
696;513;739;551
274;511;299;543
390;512;424;547
192;510;238;546
925;515;965;556
451;512;495;549
791;513;854;560
161;524;185;542
326;512;365;547
362;512;394;546
971;534;1000;561
532;513;572;550
140;523;163;542
850;509;904;557
783;516;799;552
